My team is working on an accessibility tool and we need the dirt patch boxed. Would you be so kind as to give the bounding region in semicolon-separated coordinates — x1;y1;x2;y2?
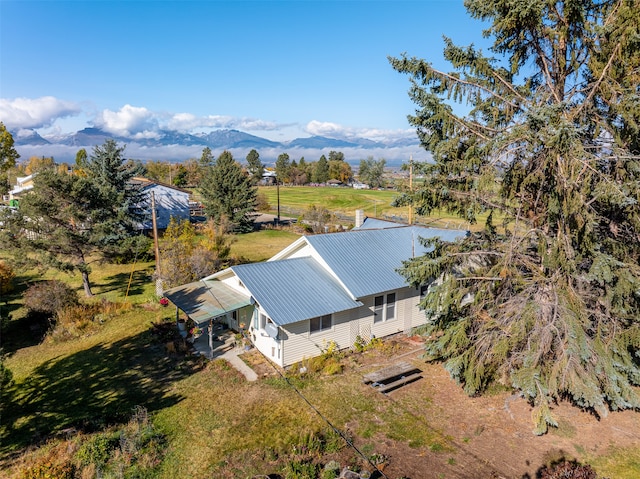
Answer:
228;334;639;478
347;335;640;479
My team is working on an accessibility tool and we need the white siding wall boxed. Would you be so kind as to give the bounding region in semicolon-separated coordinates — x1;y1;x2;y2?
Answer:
280;309;352;366
278;286;427;367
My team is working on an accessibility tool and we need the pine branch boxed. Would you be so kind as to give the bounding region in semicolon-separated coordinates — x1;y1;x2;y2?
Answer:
573;42;622;119
427;66;521;111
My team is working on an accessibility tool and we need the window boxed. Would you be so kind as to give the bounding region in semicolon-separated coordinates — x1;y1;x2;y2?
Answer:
373;295;384;323
259;313;268;330
386;293;396;321
310;314;332;334
374;293;396;323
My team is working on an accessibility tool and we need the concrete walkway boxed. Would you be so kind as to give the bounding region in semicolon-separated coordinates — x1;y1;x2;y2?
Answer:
188;328;258;381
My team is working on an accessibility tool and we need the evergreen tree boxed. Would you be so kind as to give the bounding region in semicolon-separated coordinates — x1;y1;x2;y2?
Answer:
83;139;146;256
246;149;264;183
2;169;110;296
173;164;188;187
199;146;214;167
314;155;329;183
328;150;345;162
390;0;640;433
201;150;257;233
275;152;291;184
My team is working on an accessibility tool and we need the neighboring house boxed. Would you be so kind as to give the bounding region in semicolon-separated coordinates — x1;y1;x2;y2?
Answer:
131;177;191;230
8;175;35;201
165;212;468;367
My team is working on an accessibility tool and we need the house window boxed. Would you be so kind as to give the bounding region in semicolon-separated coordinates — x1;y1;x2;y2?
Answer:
260;313;268;330
374;293;396;323
310;314;332;334
386;293;396;320
373;295;384;323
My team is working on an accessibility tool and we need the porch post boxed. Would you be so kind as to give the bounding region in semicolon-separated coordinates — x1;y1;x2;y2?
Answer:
208;318;214;358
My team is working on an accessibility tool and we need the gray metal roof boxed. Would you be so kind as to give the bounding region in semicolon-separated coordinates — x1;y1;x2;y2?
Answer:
230;256;363;326
164;279;253;324
353;217;405;230
305;226;468;298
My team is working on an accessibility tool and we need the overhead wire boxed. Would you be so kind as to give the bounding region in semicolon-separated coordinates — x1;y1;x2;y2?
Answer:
257;348;390;479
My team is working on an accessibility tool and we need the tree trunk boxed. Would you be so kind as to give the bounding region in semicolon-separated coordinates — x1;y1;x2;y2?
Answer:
82;270;93;297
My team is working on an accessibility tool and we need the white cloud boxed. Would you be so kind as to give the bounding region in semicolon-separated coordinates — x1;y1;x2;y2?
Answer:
166;113;234;131
94;104;158;136
0;96;81;129
166;113;282;133
305;120;416;143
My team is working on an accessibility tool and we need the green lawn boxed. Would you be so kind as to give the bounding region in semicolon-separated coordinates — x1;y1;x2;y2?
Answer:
258;185;479;230
231;228;300;262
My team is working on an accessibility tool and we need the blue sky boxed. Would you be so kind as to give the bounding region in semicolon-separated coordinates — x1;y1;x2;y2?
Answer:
1;0;487;161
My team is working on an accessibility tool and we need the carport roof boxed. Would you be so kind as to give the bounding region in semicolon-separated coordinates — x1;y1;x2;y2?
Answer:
163;279;252;324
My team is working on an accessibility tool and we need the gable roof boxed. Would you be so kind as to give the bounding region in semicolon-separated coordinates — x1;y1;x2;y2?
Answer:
229;257;363;326
303;226;468;298
131;177;192;195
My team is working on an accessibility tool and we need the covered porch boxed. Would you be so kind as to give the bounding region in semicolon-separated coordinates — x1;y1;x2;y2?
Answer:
163;278;255;359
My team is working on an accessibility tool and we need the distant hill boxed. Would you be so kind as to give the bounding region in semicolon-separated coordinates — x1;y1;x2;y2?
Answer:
10;127;424;166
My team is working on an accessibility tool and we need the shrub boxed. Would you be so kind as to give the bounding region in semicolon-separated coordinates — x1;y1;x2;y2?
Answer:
20;445;76;479
46;299;125;343
0;260;15;295
75;407;166;479
539;460;601;479
281;459;319;479
24;280;79;316
45;303;101;343
76;432;120;468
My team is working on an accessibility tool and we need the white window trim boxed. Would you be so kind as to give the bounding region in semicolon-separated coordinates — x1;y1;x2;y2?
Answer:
309;314;333;335
373;293;397;323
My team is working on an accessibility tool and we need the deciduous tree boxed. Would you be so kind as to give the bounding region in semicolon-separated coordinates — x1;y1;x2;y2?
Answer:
159;218;235;287
358;156;386;188
390;0;640;433
0;122;19;195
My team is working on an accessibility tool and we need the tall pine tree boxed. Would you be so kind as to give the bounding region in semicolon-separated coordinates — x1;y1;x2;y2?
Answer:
1;140;147;296
201;150;257;233
390;0;640;433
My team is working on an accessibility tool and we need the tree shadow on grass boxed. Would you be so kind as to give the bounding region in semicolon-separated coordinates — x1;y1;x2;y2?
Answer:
0;275;48;354
0;328;201;459
94;269;152;297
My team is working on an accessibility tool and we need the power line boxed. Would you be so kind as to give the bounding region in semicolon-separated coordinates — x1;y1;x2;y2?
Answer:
259;349;390;479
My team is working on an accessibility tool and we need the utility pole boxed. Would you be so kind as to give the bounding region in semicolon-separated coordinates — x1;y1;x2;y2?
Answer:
151;192;163;296
276;175;280;225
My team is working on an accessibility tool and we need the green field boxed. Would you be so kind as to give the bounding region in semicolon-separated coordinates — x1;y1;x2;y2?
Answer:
258;185;477;230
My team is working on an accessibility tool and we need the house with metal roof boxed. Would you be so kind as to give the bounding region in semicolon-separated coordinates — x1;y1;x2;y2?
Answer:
131;177;191;230
165;217;467;367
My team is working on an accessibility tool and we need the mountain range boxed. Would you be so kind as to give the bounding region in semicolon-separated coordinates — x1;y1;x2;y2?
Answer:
12;127;424;166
